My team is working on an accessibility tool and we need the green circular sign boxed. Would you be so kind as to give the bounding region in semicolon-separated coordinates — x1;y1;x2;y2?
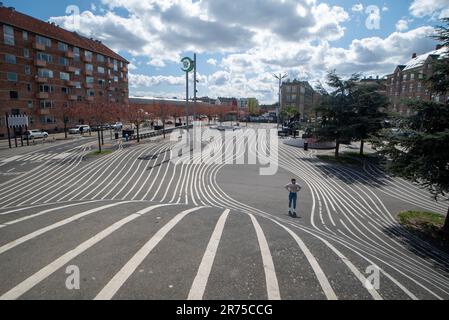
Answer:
181;57;194;73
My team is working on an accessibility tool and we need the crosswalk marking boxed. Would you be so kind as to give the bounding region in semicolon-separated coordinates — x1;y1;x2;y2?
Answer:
95;206;203;300
188;209;230;300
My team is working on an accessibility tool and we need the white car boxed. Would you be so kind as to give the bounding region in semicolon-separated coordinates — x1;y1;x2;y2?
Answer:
69;125;91;134
111;122;123;130
23;130;49;139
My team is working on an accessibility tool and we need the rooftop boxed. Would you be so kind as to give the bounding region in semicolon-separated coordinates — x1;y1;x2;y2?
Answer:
0;6;128;63
402;47;447;71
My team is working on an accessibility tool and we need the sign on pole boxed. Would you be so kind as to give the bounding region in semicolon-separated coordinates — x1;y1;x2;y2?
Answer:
7;115;29;128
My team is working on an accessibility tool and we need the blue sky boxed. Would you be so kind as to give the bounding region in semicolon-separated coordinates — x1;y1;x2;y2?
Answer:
5;0;448;103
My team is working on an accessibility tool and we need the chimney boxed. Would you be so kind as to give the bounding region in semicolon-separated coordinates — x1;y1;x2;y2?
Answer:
412;53;417;59
436;44;444;50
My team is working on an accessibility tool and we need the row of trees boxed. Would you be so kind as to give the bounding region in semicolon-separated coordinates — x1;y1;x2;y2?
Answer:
314;18;449;233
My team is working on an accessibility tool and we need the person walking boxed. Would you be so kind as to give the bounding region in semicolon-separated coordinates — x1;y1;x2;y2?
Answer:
285;178;302;217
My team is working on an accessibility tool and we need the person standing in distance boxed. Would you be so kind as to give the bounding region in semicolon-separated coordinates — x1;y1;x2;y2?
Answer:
285;179;302;217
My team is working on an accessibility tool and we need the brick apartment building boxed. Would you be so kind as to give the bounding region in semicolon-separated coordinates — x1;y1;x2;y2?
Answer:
385;45;448;116
281;80;320;122
0;6;129;138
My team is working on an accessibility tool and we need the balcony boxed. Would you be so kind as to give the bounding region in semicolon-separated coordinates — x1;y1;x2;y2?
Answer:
40;108;51;115
84;83;94;89
65;51;74;59
107;74;114;80
66;81;77;87
86;96;94;102
83;56;92;63
85;70;93;76
35;59;47;67
66;66;77;73
33;42;46;51
122;66;128;72
108;87;115;91
36;77;48;83
36;92;49;99
107;62;114;69
68;95;77;101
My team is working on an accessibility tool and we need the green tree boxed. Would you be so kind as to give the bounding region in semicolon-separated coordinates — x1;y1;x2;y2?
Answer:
353;83;389;156
315;71;360;157
374;19;449;233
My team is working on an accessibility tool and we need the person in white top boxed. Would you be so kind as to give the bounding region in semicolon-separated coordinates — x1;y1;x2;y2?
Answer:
285;179;302;217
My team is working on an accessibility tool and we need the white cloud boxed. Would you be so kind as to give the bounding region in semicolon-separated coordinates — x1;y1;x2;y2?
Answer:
352;4;364;12
207;58;218;66
409;0;449;18
396;19;409;32
382;6;389;12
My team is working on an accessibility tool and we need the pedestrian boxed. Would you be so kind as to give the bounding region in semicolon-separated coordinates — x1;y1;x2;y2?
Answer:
285;178;302;217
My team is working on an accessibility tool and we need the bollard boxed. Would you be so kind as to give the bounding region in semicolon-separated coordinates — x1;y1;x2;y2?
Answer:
304;141;309;151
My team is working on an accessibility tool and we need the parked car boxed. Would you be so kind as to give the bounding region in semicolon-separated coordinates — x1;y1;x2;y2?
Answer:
111;122;123;130
91;125;110;132
69;125;91;134
23;130;49;139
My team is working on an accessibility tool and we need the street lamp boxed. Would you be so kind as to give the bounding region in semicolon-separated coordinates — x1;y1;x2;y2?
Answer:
181;56;195;131
273;73;288;129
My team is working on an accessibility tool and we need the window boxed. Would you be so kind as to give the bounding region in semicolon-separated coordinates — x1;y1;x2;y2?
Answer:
59;57;69;66
10;91;19;99
73;47;80;61
86;64;94;71
27;84;32;92
23;31;28;41
85;51;93;60
24;48;29;58
40;116;56;124
114;76;118;82
61;87;70;94
39;85;54;93
120;72;123;78
98;79;106;86
5;54;16;64
87;89;95;97
36;35;51;47
75;82;82;89
58;42;68;52
97;54;105;63
410;73;415;80
38;69;53;78
37;52;52;63
7;72;18;82
98;66;105;74
86;76;94;84
418;72;424;80
3;25;14;45
27;101;33;109
74;68;81;76
113;60;118;72
417;82;422;92
60;72;70;81
40;100;53;109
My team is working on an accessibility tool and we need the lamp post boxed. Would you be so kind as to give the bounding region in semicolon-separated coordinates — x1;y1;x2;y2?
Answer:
273;73;288;129
181;56;195;131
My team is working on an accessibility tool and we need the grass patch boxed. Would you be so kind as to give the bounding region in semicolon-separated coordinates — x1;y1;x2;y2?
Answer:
397;211;448;245
87;150;113;157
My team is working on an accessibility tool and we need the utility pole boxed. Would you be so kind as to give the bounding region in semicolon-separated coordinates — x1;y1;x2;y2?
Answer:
273;73;288;129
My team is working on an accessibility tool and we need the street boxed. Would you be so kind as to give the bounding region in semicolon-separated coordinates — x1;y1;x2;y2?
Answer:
0;124;448;300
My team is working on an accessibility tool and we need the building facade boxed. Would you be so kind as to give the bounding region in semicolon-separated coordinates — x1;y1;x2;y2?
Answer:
281;80;320;121
385;46;448;116
0;6;129;138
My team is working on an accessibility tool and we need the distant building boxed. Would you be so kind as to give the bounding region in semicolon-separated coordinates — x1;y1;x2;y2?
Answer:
385;45;449;116
281;80;320;121
247;98;259;115
238;98;248;109
216;97;238;107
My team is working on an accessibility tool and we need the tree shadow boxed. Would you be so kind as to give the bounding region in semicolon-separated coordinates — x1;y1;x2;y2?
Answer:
382;224;449;274
300;157;391;187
